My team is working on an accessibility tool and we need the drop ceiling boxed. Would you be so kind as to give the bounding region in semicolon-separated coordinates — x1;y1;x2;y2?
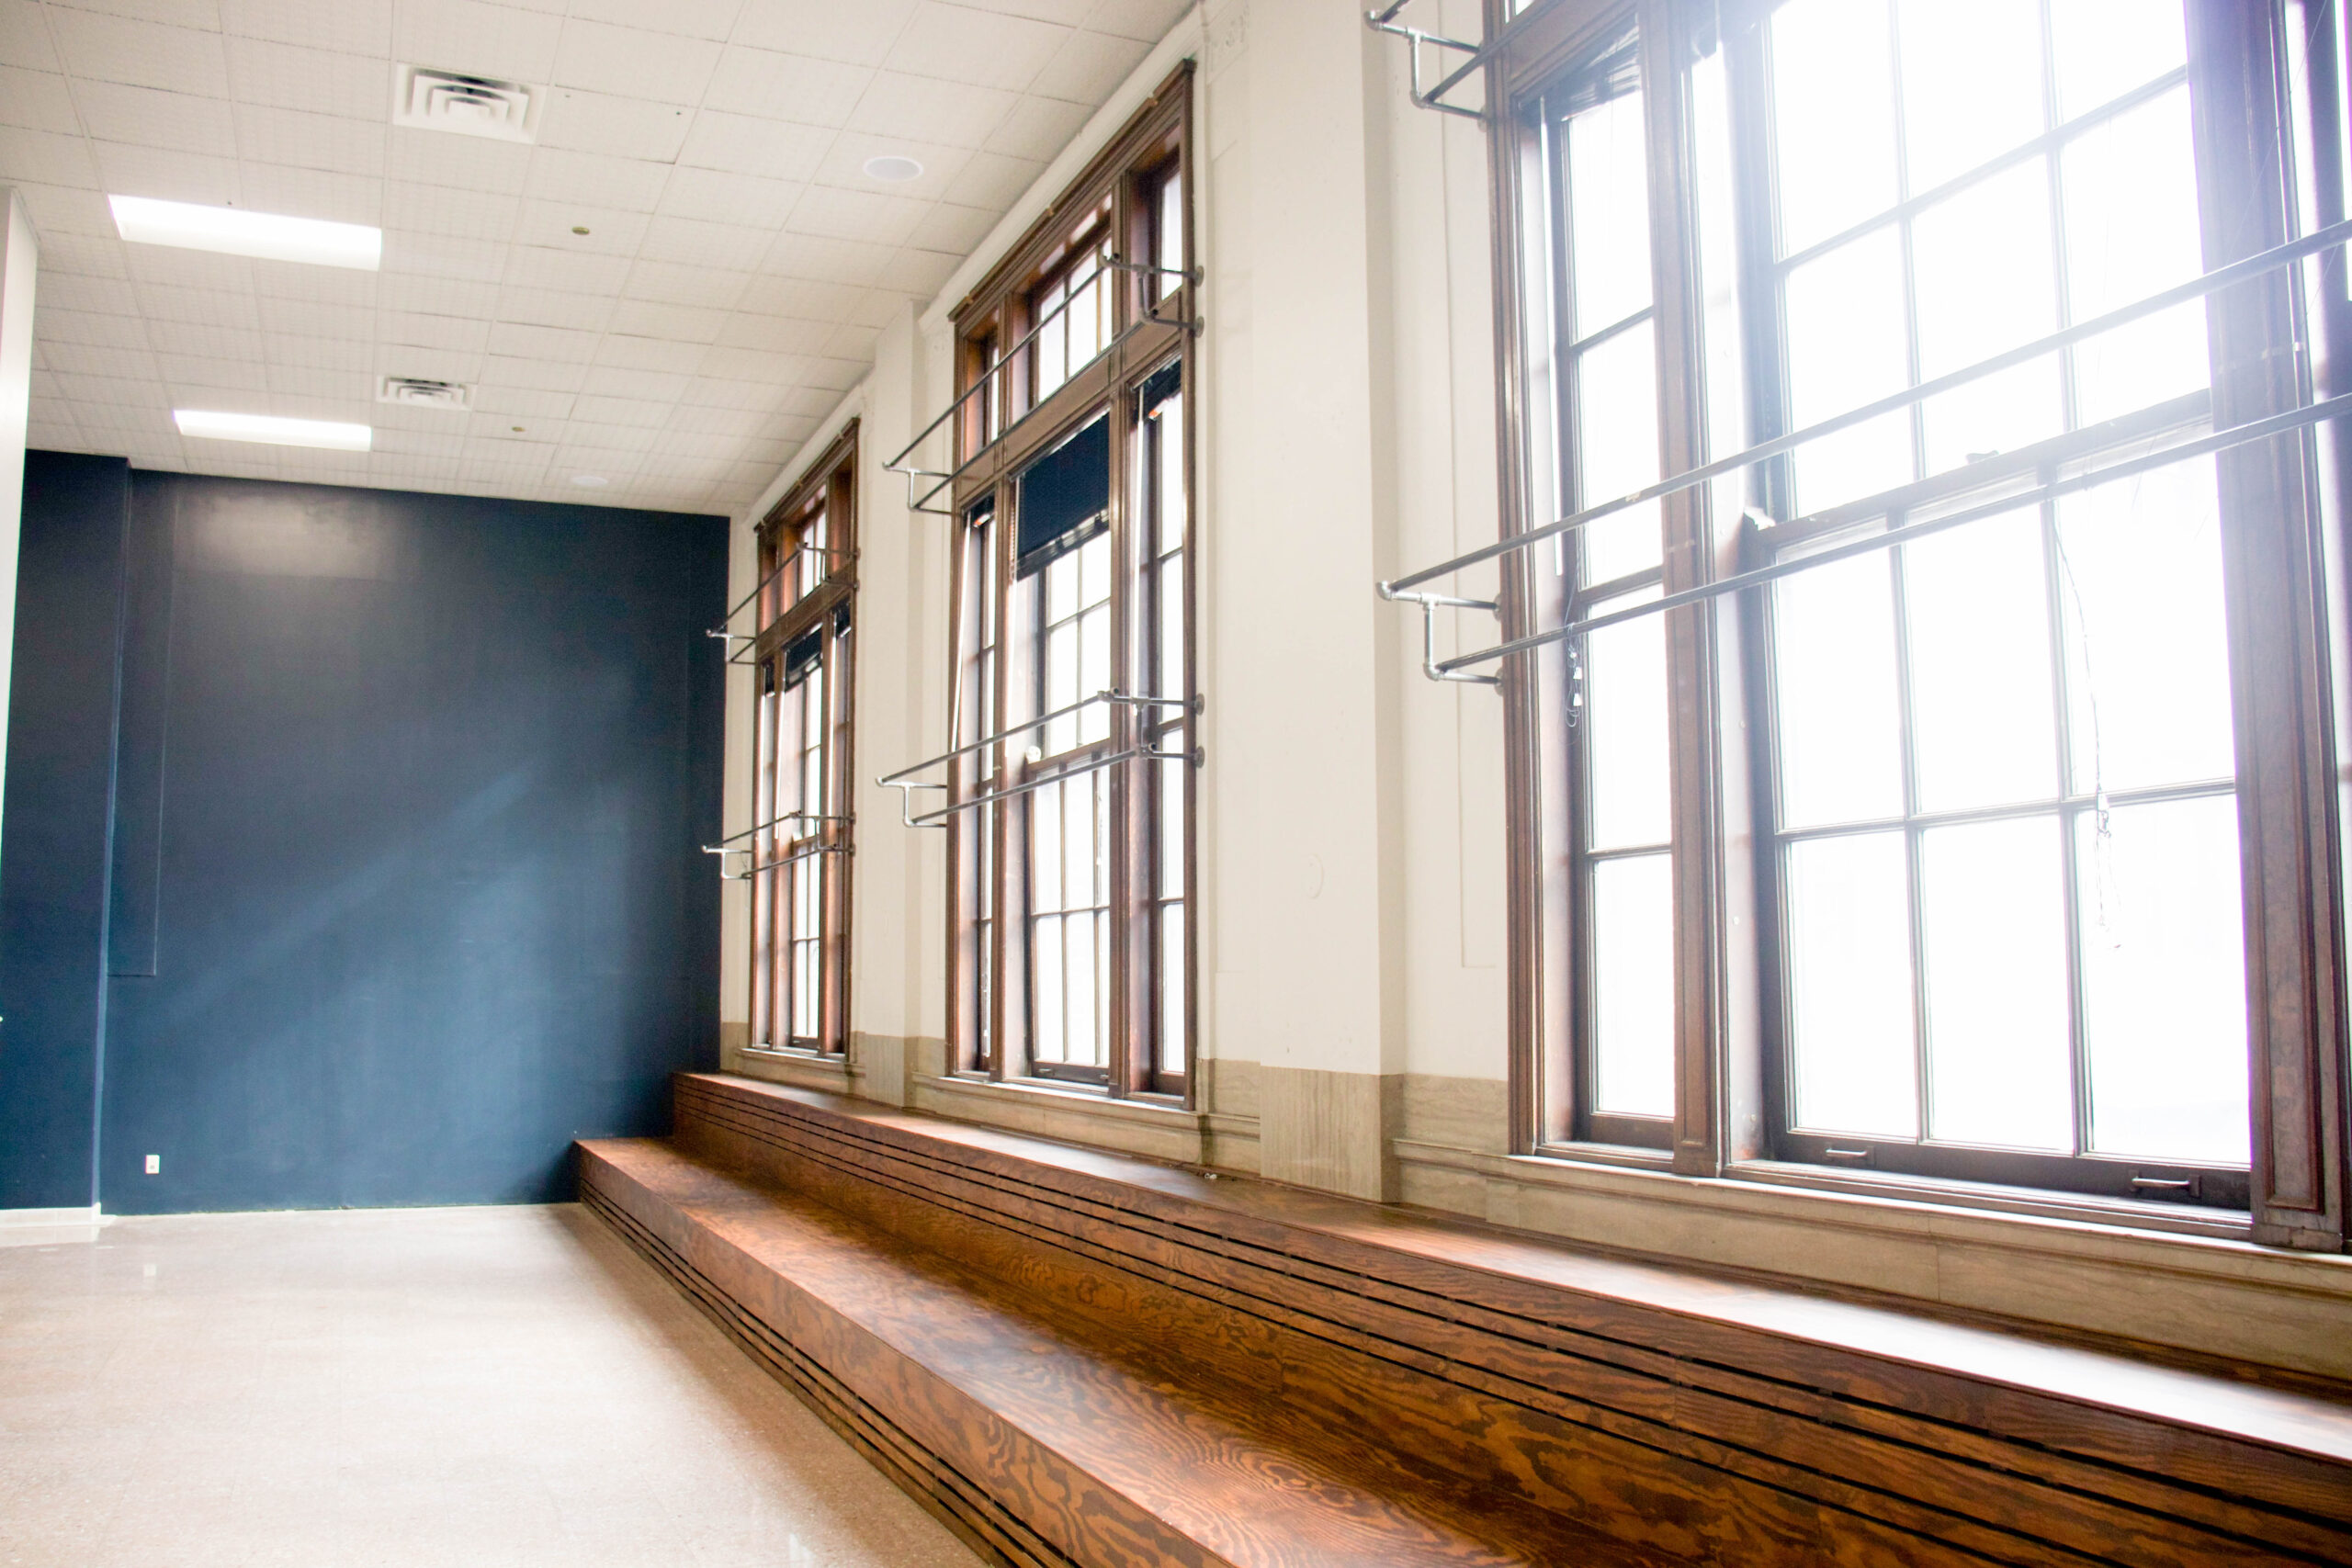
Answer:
0;0;1188;516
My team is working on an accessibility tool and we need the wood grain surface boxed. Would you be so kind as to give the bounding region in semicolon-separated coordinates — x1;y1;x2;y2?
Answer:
575;1073;2352;1567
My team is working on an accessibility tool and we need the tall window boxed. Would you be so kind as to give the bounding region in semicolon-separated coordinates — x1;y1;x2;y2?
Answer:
944;70;1196;1098
1485;0;2347;1242
749;424;857;1055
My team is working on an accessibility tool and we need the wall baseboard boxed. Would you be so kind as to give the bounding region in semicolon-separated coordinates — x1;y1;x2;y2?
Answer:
0;1204;103;1227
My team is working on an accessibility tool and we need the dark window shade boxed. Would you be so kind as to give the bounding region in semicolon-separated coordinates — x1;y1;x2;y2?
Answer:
1140;357;1182;415
1016;414;1109;576
1555;27;1639;118
782;626;824;689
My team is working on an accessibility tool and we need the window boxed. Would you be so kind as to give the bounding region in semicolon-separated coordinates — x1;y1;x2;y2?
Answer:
1478;0;2348;1244
748;424;857;1055
943;68;1196;1097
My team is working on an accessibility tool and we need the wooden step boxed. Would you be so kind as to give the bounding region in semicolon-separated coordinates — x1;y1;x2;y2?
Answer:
580;1136;1669;1568
580;1073;2352;1568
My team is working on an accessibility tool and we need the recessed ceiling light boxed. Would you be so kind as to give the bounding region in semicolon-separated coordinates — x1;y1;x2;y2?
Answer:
175;410;372;451
863;154;923;183
113;196;380;270
571;474;609;488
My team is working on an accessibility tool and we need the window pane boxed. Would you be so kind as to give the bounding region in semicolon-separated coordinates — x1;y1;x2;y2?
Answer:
1064;771;1097;908
1920;816;2073;1150
1159;902;1186;1077
1770;0;1899;256
1585;599;1670;852
1783;225;1911;511
1035;915;1065;1063
1158;756;1184;894
1896;0;2044;192
1032;784;1064;914
2049;0;2186;120
2054;457;2234;791
1573;318;1663;583
1774;551;1905;829
2063;87;2208;425
1066;912;1097;1065
1911;160;2064;470
1590;852;1674;1118
2079;795;2249;1165
1904;509;2058;812
1565;85;1651;335
1786;831;1918;1138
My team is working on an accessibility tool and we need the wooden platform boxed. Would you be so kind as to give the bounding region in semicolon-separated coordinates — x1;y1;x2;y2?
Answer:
577;1073;2352;1568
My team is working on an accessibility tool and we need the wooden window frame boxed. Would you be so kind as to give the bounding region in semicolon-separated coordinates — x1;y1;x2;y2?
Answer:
1484;0;2352;1249
748;422;859;1058
944;64;1199;1102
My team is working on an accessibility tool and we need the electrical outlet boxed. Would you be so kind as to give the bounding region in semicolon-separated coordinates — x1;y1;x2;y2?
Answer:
143;1154;160;1174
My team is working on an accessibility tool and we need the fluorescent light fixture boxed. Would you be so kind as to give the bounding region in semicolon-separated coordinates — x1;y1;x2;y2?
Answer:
175;410;373;451
863;154;923;182
111;196;381;271
570;473;609;488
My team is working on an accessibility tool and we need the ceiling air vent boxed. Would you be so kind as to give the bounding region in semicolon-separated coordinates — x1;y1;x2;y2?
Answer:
379;377;473;412
391;65;540;143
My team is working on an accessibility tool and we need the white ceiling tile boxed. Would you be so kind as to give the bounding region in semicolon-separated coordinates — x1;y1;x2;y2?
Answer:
654;166;801;228
0;125;102;186
876;245;958;295
51;0;220;31
50;369;169;404
379;235;507;286
1080;0;1188;42
153;350;267;388
524;147;671;210
537;89;691;162
40;338;159;379
223;37;390;118
479;352;587;390
810;131;971;201
952;0;1092;26
379;309;489;352
384;124;531;190
469;383;572;417
485;320;599;363
582;365;689;400
785;183;928;247
50;10;231;94
775;382;845;416
29;420;89;447
718;311;826;355
551;445;651;473
552;21;721;105
819;321;880;359
1029;28;1148;104
884;3;1065;93
123;239;246;288
635;217;770;271
494;285;614;332
92;141;238;202
952;149;1046;209
675;111;829;181
247;257;378;304
623;259;749;310
676;376;778;411
908;200;996;254
250;297;372;338
730;0;918;67
703;46;871;122
798;355;865;392
391;0;563;85
28;231;130;279
589;333;706;374
695;343;799;382
502;243;630;295
374;348;481;387
734;274;861;319
263;361;365;397
378;273;500;321
266;332;374;369
758;230;893;287
664;401;767;435
11;180;117;234
512;200;648;254
0;66;81;131
220;0;390;53
234;105;387;176
37;269;141;314
143;317;259;355
134;276;260;325
607;299;726;341
384;179;520;240
0;3;63;72
36;306;151;347
570;395;671;428
983;91;1089;161
565;0;741;41
238;163;381;224
845;70;1012;148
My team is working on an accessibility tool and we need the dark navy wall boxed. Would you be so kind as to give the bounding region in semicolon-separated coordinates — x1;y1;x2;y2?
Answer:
0;453;129;1209
4;458;725;1214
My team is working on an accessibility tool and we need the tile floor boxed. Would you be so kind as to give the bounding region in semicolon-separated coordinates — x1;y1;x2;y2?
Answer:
0;1203;983;1567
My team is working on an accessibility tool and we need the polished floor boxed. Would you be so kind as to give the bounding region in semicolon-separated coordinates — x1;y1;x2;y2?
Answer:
0;1203;984;1567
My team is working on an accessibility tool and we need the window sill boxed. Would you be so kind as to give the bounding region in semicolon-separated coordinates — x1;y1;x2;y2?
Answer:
1730;1158;2251;1241
1392;1136;2352;1379
910;1070;1257;1169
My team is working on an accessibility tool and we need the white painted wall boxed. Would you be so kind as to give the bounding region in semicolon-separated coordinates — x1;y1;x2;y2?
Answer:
720;0;1515;1114
0;190;36;858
